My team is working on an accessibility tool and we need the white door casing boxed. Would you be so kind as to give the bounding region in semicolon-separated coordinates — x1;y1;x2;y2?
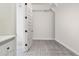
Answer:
16;3;33;56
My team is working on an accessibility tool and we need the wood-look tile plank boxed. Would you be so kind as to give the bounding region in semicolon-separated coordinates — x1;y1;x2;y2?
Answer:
26;40;77;56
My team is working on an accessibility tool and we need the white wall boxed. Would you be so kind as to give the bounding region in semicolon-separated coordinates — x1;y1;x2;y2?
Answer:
32;4;55;40
32;3;50;10
55;3;79;55
0;3;16;35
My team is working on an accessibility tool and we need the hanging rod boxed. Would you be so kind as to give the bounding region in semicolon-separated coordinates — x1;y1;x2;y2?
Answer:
32;10;50;12
32;8;55;13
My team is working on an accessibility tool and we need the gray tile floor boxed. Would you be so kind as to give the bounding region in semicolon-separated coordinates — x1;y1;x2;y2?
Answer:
26;40;77;56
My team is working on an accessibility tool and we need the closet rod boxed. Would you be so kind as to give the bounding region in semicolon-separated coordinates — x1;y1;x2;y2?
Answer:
32;10;50;12
32;8;55;13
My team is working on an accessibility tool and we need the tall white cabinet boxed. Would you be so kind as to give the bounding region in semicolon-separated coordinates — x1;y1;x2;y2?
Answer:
24;3;33;52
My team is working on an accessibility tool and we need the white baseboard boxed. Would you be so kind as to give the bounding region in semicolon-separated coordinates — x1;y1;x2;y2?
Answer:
55;38;79;56
33;37;55;40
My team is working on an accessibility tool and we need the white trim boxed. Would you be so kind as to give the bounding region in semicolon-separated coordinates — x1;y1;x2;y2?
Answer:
33;38;55;40
55;38;79;56
16;3;25;56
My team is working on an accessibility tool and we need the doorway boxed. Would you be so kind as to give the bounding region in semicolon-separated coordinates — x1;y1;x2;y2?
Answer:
25;3;76;56
16;3;77;56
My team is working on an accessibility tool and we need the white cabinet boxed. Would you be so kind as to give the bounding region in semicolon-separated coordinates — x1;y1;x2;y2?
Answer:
24;3;33;52
0;39;16;56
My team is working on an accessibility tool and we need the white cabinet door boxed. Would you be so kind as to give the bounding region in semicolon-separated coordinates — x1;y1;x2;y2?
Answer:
0;45;8;56
8;50;16;56
0;39;16;56
6;39;16;56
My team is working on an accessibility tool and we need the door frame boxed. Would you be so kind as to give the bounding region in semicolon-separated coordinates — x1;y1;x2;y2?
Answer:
16;3;25;56
16;3;55;56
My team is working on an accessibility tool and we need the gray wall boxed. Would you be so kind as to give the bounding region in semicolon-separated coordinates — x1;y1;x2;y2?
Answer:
55;3;79;55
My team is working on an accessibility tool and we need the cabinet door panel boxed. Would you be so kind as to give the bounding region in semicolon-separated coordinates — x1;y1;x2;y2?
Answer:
0;39;16;56
0;43;8;56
